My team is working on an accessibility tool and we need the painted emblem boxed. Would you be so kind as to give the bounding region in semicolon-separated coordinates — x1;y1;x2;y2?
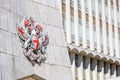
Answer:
17;17;49;65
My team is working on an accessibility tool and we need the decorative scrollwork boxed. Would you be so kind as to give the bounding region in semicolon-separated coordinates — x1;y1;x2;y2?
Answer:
17;17;49;65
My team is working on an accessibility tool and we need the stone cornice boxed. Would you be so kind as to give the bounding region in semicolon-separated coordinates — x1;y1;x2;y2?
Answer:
67;44;120;65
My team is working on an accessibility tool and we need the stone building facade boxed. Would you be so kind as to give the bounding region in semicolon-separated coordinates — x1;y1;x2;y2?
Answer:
1;0;120;80
62;0;120;80
0;0;72;80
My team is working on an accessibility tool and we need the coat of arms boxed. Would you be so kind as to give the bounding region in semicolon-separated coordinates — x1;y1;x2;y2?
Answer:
17;17;49;65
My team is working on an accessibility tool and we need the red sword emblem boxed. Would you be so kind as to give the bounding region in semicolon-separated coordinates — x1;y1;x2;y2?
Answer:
33;35;39;50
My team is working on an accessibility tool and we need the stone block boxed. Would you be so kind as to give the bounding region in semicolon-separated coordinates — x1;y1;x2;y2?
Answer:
60;28;67;47
60;47;71;66
64;67;73;80
54;27;65;46
54;0;59;9
12;34;18;56
1;9;8;31
34;64;72;80
14;57;33;79
32;0;40;3
3;0;10;10
0;0;3;7
31;2;41;22
47;8;56;26
46;44;56;64
0;9;1;27
17;38;26;59
48;0;55;8
7;13;15;34
45;25;56;45
39;0;48;5
0;30;6;52
12;35;21;57
12;34;26;59
39;4;48;24
53;45;63;65
34;64;48;79
25;0;32;17
5;31;13;55
16;0;27;16
55;10;62;27
9;0;17;13
0;53;15;80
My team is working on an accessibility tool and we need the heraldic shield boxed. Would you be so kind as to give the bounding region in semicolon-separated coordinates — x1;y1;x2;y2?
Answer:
17;17;49;66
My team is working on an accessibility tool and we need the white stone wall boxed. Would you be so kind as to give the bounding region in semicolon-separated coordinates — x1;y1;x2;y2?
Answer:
106;77;120;80
0;0;72;80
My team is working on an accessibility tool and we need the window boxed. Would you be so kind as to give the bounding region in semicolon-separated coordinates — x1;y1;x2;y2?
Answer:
110;64;112;75
70;0;74;6
62;14;66;32
93;29;97;45
105;0;108;18
105;0;108;5
100;28;103;50
62;0;65;4
97;60;100;79
75;55;78;67
117;0;119;11
111;0;113;6
85;0;88;9
98;0;102;15
111;7;114;20
83;56;86;80
116;66;120;76
78;0;81;6
71;18;74;35
117;10;120;23
107;30;109;53
79;23;82;39
112;32;115;52
92;0;95;11
104;62;107;75
86;26;90;41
